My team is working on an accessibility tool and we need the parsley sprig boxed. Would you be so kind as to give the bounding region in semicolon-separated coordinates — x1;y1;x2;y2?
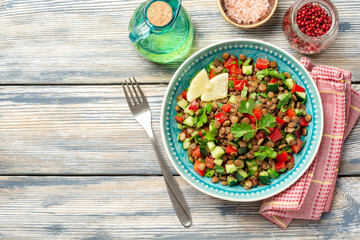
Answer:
196;102;212;128
254;146;277;160
231;112;276;140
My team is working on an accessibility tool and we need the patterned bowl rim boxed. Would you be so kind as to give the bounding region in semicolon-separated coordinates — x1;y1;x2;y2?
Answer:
160;39;324;202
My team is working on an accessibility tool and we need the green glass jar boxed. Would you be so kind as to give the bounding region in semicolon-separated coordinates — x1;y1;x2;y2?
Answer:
129;0;194;64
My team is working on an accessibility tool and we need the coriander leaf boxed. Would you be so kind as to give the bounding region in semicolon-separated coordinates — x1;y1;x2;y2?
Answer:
259;92;271;99
239;98;255;115
256;69;286;81
216;102;224;108
196;103;211;128
243;58;252;66
204;169;214;178
254;146;277;160
214;165;225;174
228;79;234;89
231;122;255;139
243;131;256;141
258;113;276;132
277;92;292;109
203;123;218;142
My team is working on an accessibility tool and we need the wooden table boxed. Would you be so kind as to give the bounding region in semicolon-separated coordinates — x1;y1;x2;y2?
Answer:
0;0;359;238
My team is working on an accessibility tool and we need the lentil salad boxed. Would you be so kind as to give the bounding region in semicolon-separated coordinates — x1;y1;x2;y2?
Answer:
175;53;312;190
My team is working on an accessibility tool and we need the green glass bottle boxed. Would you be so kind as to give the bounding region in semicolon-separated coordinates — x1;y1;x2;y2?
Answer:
129;0;194;64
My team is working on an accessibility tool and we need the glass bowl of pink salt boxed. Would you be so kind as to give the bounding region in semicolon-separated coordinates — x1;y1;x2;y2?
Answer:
217;0;278;29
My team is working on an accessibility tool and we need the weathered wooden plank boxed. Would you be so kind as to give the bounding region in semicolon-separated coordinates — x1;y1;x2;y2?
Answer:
1;85;359;175
0;176;358;239
0;0;359;84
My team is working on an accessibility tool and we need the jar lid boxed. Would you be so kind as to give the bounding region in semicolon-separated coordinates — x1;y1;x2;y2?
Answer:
147;1;173;27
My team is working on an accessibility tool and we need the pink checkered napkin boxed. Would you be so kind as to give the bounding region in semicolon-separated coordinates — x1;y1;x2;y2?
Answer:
259;58;360;229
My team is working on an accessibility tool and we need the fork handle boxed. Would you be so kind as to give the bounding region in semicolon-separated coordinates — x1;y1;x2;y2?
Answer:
145;129;192;228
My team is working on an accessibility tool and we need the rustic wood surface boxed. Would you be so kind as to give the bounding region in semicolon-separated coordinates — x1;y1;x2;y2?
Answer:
0;0;359;239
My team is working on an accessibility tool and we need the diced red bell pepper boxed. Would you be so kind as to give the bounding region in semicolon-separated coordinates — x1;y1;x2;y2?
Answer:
215;112;228;124
256;58;270;70
255;130;267;140
224;58;238;69
269;78;278;84
269;128;283;142
175;115;183;124
209;69;216;79
248;109;262;123
236;68;242;75
188;100;198;111
267;127;275;133
275;161;287;172
291;138;304;154
205;157;215;169
287;109;296;118
299;117;309;127
234;80;249;91
291;84;306;93
221;103;232;113
229;65;238;75
181;90;187;100
276;151;289;162
225;145;237;154
275;117;285;126
194;160;206;176
192;145;201;158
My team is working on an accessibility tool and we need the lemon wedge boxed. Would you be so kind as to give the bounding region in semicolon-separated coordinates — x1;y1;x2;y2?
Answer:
201;73;229;101
186;69;210;102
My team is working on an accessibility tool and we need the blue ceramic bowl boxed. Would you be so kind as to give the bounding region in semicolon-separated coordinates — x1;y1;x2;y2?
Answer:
160;39;324;202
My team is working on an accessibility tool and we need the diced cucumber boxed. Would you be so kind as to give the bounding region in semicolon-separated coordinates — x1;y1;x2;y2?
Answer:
191;130;199;137
234;169;248;182
183;106;195;115
227;176;238;187
285;133;295;144
177;98;188;109
242;65;253;75
177;123;186;130
208;62;216;69
284;78;294;90
211;146;225;159
183;138;191;150
295;108;302;116
267;83;279;94
188;156;194;163
241;86;248;98
267;168;279;179
259;171;270;185
183;116;197;127
238;147;248;156
228;95;237;104
225;163;238;174
214;159;223;166
295;92;306;103
207;141;216;152
249;165;258;176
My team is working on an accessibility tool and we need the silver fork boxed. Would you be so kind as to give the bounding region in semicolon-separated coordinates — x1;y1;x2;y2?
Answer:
122;77;192;228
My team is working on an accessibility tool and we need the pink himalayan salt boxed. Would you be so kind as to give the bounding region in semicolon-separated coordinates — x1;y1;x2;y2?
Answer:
224;0;270;24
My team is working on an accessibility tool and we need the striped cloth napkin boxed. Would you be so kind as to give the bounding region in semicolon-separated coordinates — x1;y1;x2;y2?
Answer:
259;57;360;229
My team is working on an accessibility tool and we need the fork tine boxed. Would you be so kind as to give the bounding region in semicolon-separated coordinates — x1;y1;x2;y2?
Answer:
132;77;147;103
129;78;142;103
122;82;133;106
125;80;137;104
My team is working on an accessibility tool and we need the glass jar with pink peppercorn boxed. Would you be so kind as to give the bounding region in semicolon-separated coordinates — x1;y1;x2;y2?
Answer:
282;0;339;55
